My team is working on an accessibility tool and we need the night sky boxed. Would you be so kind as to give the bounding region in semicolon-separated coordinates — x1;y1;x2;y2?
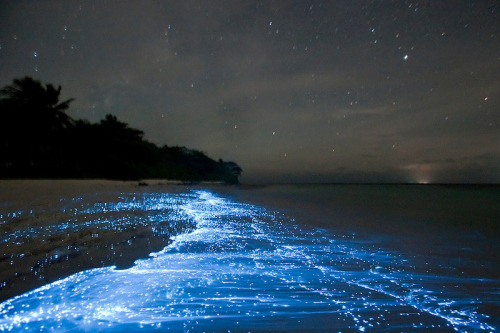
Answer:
1;1;499;184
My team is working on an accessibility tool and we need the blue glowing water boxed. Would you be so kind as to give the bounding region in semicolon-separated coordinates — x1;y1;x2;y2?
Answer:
0;189;498;332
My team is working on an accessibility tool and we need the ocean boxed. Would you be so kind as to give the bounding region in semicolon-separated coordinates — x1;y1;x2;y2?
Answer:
0;181;498;332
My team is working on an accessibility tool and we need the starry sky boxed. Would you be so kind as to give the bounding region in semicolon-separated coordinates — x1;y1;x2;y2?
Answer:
1;1;499;184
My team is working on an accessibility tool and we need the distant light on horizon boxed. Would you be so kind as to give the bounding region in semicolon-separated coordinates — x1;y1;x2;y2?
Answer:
401;163;435;185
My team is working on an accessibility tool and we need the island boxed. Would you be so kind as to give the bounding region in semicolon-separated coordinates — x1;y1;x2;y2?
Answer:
0;77;242;184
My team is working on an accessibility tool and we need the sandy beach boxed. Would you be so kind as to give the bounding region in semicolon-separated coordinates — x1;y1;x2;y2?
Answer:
0;180;498;332
0;180;198;302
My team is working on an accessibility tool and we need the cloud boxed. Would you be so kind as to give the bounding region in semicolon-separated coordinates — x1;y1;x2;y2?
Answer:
1;0;499;183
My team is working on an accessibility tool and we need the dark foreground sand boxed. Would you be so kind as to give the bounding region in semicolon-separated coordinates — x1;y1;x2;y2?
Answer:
0;180;198;302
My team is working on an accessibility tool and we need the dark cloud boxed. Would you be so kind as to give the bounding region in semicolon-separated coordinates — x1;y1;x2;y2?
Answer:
1;0;499;183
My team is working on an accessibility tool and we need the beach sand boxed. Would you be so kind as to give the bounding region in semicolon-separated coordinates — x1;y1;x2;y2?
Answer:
0;181;498;331
0;180;196;302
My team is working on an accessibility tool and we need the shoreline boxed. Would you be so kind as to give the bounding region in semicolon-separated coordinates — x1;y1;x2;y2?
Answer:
0;180;198;302
0;182;498;332
1;180;499;303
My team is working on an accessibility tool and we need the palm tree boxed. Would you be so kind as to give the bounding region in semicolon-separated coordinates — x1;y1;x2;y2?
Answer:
0;77;75;176
0;76;74;131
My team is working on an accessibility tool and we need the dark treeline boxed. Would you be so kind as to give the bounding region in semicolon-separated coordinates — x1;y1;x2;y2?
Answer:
0;77;242;183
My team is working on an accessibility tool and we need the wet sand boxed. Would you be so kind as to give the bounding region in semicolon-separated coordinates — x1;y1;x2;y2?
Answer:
0;181;499;331
0;180;197;302
1;181;499;303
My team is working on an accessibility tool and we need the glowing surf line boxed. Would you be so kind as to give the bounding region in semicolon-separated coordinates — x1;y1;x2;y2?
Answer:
0;190;496;332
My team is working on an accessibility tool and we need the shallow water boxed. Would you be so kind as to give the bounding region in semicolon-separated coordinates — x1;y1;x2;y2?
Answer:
0;181;195;301
0;188;498;332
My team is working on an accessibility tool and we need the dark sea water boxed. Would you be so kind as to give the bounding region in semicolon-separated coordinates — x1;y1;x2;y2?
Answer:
0;183;498;332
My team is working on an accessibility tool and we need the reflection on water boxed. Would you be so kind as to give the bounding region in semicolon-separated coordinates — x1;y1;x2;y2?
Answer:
0;190;498;332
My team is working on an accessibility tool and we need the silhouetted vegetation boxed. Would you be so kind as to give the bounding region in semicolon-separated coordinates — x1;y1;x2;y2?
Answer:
0;77;242;183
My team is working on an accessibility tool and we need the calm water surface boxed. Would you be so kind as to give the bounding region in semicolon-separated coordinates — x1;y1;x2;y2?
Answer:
0;183;498;332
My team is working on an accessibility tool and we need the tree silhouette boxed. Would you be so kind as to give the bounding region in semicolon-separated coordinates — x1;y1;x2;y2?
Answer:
0;77;74;132
223;161;243;183
0;77;242;183
99;114;144;142
0;77;75;176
